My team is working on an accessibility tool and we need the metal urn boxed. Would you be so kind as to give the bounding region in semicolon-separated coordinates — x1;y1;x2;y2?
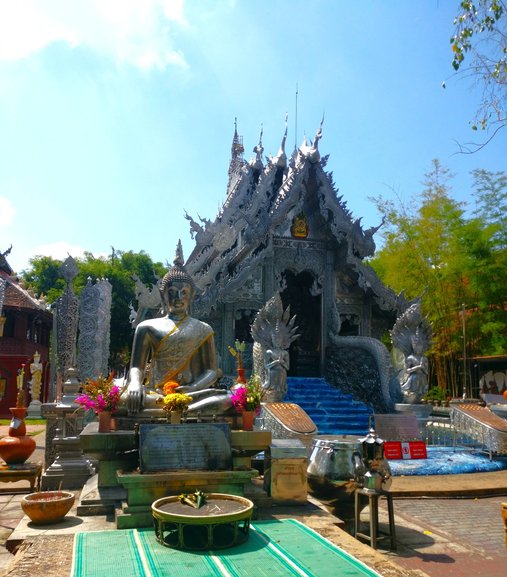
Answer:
352;428;392;493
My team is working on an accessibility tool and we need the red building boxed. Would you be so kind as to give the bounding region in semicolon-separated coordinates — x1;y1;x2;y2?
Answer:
0;249;52;417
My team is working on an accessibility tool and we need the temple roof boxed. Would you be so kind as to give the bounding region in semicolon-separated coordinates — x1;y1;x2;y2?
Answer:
0;271;50;314
184;121;399;316
0;247;50;317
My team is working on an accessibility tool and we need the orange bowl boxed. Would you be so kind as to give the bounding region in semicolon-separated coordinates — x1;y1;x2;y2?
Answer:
21;491;75;524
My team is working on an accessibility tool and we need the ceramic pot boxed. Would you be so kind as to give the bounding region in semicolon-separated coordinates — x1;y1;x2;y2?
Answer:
97;411;112;433
241;410;255;431
236;368;247;385
21;491;75;524
0;407;36;464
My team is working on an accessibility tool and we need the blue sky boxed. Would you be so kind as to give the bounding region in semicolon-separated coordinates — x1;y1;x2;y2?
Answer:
0;0;505;274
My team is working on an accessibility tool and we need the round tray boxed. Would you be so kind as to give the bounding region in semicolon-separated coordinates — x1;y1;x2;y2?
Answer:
152;493;253;550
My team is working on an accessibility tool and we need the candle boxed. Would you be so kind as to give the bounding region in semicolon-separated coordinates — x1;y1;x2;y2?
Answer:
17;364;25;390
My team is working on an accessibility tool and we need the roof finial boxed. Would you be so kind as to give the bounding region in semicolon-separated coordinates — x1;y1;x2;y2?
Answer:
254;124;263;158
294;83;299;151
230;117;244;159
174;239;184;267
273;114;288;167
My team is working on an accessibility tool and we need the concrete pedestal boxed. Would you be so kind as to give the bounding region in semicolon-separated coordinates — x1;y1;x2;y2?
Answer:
78;423;272;528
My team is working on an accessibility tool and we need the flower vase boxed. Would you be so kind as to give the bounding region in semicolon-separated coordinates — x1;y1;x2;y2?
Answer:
0;407;36;464
169;411;182;424
241;410;255;431
98;411;112;433
236;368;247;385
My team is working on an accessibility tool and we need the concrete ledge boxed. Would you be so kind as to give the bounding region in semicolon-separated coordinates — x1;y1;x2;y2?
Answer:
390;469;507;498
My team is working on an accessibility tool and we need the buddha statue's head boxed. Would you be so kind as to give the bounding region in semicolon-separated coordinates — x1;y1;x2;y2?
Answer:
160;241;196;318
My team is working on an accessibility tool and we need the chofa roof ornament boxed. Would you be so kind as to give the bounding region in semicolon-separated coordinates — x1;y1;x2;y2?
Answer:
300;114;324;163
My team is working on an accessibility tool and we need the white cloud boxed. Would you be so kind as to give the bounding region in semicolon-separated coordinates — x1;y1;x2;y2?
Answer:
0;197;16;226
31;241;88;262
0;0;189;70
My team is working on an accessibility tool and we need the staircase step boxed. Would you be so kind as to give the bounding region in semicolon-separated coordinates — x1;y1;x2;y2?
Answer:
285;377;373;436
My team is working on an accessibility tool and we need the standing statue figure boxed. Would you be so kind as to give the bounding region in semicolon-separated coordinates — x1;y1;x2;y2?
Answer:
252;293;299;403
391;302;432;404
125;241;231;416
29;351;43;399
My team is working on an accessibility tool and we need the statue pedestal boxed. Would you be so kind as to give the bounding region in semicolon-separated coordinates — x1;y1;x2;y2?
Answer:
27;399;42;418
394;403;433;437
78;423;272;527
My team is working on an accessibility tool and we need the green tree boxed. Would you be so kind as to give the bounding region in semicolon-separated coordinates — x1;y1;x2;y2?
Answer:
22;256;66;303
447;1;507;148
464;169;507;354
370;160;507;395
471;168;507;247
22;250;166;373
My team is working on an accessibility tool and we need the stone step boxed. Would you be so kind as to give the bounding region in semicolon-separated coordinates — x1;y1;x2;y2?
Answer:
285;377;373;436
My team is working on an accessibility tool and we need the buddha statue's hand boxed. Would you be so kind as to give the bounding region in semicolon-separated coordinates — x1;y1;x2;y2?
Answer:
126;368;145;414
126;386;144;414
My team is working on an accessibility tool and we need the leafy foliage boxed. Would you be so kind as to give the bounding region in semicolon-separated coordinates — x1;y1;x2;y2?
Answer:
21;250;166;373
448;1;507;146
370;161;507;395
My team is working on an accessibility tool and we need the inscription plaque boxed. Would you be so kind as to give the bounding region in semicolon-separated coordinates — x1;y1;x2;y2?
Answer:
139;423;232;473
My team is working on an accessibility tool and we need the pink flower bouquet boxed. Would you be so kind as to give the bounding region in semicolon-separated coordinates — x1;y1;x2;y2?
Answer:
75;373;122;414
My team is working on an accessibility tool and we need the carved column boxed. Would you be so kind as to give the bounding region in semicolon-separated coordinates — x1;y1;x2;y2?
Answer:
55;256;79;387
43;256;93;490
77;277;112;381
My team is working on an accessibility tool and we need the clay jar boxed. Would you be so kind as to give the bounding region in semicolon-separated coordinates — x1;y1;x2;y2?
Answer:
21;491;75;524
0;407;36;465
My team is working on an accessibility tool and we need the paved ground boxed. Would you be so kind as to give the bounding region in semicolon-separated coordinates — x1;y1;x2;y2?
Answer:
0;425;506;577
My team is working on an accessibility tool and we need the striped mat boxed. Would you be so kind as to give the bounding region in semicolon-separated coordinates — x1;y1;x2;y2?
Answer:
71;519;382;577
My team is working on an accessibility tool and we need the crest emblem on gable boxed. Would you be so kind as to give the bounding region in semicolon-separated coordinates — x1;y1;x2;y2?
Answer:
291;212;309;239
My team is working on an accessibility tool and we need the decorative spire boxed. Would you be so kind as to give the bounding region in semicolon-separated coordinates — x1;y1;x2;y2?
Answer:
227;118;246;194
250;124;264;170
230;117;245;160
273;113;288;167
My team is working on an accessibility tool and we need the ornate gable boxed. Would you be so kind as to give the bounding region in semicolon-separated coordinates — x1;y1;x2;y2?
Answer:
185;122;397;319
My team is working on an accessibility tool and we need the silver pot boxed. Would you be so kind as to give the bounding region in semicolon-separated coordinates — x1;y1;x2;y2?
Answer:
307;435;362;497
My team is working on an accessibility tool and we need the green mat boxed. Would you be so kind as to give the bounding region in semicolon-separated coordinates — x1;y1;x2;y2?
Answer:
71;519;382;577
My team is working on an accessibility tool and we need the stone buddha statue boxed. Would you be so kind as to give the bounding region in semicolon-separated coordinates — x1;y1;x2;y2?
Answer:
125;242;232;417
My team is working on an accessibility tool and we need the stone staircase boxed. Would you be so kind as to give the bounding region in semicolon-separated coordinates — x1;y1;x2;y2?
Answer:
285;377;373;435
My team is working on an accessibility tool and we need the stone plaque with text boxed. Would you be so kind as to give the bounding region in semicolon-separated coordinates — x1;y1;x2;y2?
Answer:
139;423;232;472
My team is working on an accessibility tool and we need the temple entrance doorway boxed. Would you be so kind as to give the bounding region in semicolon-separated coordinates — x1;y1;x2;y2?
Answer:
281;270;321;377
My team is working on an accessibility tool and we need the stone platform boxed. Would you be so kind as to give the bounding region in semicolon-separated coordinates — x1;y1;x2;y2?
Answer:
78;422;273;527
